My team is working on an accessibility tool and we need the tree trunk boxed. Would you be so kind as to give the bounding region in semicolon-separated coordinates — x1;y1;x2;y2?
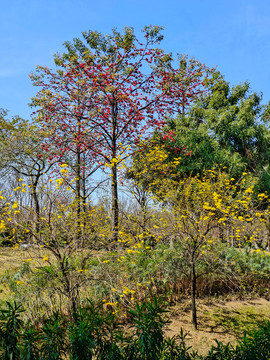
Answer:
111;102;119;243
111;163;119;242
31;176;40;242
140;191;148;232
82;173;87;225
59;256;79;319
75;148;81;241
218;223;225;243
191;261;198;330
81;167;87;247
267;224;270;251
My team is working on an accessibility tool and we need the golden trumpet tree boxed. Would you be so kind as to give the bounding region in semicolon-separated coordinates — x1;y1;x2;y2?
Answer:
129;148;268;329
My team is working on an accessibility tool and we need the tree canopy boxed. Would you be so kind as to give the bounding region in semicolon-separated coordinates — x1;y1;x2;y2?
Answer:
163;72;270;188
30;26;209;240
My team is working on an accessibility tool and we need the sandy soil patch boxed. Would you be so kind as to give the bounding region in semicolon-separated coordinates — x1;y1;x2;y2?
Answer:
166;297;270;355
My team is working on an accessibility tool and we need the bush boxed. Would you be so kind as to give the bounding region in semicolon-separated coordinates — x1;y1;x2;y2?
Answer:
0;299;270;359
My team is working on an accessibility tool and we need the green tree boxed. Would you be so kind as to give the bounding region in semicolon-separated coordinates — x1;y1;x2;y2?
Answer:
170;73;270;185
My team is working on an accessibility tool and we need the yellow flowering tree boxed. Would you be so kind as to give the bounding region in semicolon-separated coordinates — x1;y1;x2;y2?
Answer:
129;149;267;329
0;117;57;238
0;169;113;316
162;169;269;329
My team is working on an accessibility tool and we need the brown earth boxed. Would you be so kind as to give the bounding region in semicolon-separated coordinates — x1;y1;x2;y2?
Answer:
166;297;270;355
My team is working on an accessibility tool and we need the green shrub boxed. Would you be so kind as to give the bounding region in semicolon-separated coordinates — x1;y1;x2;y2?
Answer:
0;299;270;359
0;302;24;360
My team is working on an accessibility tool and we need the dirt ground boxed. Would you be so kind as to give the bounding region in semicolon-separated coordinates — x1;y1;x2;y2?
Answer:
166;297;270;355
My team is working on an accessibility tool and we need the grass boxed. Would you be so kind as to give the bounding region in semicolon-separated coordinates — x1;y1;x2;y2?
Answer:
0;247;50;274
209;303;270;335
167;297;270;355
0;247;55;307
0;245;270;356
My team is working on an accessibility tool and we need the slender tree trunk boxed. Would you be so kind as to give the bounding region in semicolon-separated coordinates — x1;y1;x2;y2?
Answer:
76;148;81;240
111;103;119;242
139;194;147;232
267;224;270;251
142;207;147;232
59;255;79;319
191;261;198;330
82;172;87;225
81;167;87;247
31;176;40;242
218;223;225;242
111;163;119;242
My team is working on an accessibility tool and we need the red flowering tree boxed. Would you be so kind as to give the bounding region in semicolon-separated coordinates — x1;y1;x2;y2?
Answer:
31;26;207;241
30;57;102;237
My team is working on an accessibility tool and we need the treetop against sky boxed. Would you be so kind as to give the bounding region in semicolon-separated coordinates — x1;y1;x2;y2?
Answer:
1;0;270;119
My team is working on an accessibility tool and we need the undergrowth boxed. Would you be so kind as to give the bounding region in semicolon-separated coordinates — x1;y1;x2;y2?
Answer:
1;298;270;359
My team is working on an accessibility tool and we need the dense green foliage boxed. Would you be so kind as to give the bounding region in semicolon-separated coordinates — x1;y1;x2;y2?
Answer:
164;72;270;188
1;299;270;359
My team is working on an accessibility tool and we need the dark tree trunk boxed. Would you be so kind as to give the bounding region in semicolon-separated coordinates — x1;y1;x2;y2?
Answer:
110;102;119;242
31;176;40;241
81;167;87;247
82;173;87;223
59;255;79;319
140;192;147;232
267;224;270;251
111;163;119;242
218;223;225;243
191;261;198;330
76;147;81;240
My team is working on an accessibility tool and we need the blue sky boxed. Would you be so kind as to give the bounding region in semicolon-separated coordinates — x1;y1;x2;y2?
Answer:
1;0;270;119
